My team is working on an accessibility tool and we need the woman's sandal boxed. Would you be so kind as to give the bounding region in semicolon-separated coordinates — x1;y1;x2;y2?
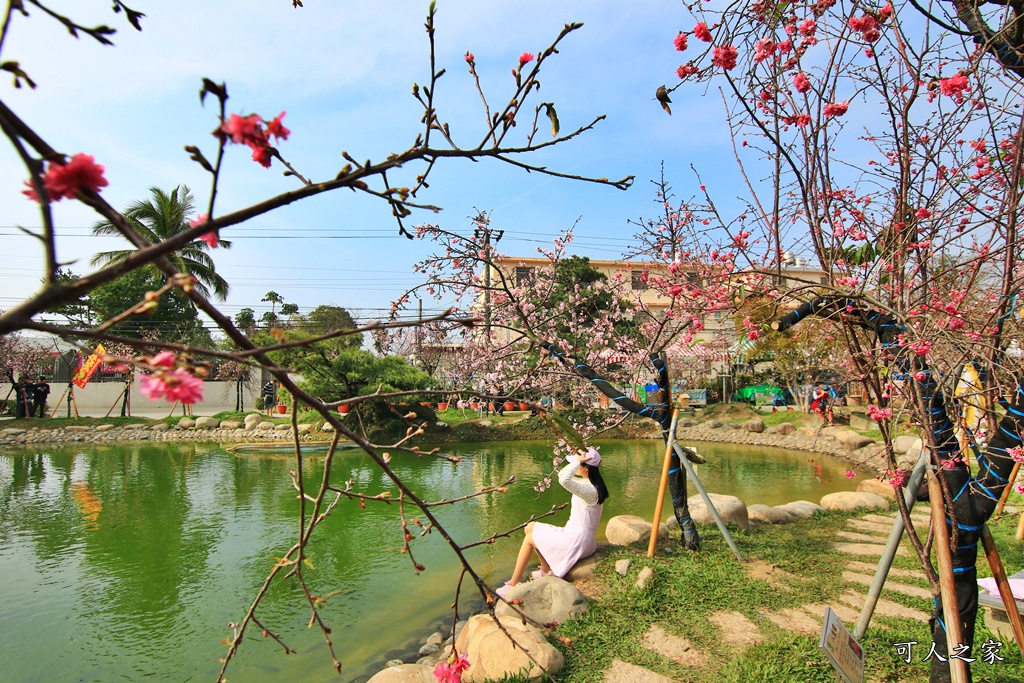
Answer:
531;569;553;580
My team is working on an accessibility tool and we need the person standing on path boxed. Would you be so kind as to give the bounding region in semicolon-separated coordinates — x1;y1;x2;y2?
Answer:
32;377;50;418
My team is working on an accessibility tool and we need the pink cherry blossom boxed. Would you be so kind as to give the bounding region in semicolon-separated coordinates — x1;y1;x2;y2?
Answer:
693;22;712;42
793;72;811;93
464;52;474;63
673;32;688;52
200;232;220;248
712;45;738;71
844;470;855;479
518;52;534;67
266;111;290;141
867;404;891;421
1016;482;1024;495
888;468;907;488
150;351;177;368
915;207;932;219
753;38;775;62
676;64;698;78
220;113;267;148
938;74;970;103
823;101;849;118
252;146;273;168
25;153;109;202
1009;446;1024;464
799;19;817;36
140;368;204;404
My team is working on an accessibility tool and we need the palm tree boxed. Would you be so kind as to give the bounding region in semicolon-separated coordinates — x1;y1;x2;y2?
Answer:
91;186;232;301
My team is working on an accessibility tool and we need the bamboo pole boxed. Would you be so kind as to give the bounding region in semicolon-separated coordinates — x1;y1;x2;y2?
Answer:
980;525;1024;652
648;410;679;557
928;474;970;683
1016;510;1024;541
995;462;1021;517
49;386;68;418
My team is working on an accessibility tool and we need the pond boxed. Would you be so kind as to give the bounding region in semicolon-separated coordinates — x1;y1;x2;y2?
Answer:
0;439;865;683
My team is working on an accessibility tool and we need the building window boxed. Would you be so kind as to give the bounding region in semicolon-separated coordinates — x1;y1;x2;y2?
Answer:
820;276;828;285
515;267;534;285
631;270;648;290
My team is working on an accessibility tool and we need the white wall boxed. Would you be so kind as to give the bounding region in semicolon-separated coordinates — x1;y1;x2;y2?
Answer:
1;378;260;417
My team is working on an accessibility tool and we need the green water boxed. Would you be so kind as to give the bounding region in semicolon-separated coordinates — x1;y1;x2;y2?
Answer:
0;439;864;682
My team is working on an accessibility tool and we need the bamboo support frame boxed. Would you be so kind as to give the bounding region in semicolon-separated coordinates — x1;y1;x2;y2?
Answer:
647;410;679;557
929;474;969;683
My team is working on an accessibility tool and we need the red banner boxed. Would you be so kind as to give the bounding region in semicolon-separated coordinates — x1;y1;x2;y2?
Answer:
72;344;106;389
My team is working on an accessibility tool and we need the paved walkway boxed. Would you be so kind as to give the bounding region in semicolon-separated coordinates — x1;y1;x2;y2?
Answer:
604;508;934;682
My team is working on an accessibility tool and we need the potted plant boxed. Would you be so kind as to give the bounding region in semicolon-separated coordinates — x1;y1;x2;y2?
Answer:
437;401;449;411
275;403;288;414
518;400;529;411
338;404;351;414
503;400;517;412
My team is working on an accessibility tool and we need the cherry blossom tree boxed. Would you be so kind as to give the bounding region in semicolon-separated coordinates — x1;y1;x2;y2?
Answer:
0;3;631;680
656;1;1024;678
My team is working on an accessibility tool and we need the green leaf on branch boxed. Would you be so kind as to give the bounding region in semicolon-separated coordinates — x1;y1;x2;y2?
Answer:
542;102;560;137
543;413;588;451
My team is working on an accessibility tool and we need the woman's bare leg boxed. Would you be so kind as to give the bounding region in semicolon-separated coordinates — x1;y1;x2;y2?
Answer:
509;523;551;585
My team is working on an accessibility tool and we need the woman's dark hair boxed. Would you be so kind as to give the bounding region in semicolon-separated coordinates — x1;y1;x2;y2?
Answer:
586;464;609;504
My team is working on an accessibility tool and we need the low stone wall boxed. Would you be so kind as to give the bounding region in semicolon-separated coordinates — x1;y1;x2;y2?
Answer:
0;414;325;447
675;417;892;475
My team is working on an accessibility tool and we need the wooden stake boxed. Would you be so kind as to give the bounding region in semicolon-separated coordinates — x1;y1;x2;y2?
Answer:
1016;510;1024;541
980;525;1024;652
648;410;679;558
928;474;970;683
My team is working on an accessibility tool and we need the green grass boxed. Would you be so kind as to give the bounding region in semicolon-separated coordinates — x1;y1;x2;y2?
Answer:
543;511;1024;683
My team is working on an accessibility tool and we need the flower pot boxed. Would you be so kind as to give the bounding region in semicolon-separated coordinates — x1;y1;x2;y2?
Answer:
437;402;449;411
518;401;529;411
275;404;287;414
503;401;516;412
470;402;480;409
419;401;431;407
338;404;351;414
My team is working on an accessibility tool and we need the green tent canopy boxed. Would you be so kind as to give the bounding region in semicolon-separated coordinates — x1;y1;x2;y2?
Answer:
734;384;783;402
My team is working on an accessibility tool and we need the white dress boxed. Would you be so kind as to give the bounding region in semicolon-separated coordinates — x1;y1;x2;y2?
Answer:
532;461;603;577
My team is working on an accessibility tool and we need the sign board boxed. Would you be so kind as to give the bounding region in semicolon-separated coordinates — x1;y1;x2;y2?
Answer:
72;344;106;389
820;606;865;683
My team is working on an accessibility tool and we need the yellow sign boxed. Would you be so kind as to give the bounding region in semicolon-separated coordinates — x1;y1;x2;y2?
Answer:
72;344;106;389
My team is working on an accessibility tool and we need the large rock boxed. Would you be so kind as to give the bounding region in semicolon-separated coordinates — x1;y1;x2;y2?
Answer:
748;504;795;525
776;422;796;435
196;416;220;429
454;614;564;682
893;435;920;455
257;421;275;431
150;422;170;431
820;491;889;512
687;493;748;528
177;418;196;429
605;515;652;546
857;478;896;501
366;663;437;683
776;500;825;519
243;413;262;428
220;420;242;430
494;576;587;624
564;546;604;581
744;418;765;433
833;429;875;450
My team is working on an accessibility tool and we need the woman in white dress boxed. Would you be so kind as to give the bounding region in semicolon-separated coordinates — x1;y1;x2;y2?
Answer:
497;447;608;597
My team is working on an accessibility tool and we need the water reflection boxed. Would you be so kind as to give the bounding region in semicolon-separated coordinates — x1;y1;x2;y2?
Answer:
0;439;862;682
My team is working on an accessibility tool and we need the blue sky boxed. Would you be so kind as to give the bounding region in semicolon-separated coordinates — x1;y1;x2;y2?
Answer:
0;0;737;329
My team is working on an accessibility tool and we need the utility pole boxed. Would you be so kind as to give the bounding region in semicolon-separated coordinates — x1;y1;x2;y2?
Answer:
474;217;503;335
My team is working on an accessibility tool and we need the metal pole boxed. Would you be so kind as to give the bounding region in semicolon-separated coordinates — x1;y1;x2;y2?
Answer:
671;440;744;561
854;449;929;638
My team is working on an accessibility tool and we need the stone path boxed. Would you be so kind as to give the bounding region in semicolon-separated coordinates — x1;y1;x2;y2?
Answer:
606;508;935;683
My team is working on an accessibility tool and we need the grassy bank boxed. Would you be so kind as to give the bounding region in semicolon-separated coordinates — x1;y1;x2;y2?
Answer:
546;509;1024;683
